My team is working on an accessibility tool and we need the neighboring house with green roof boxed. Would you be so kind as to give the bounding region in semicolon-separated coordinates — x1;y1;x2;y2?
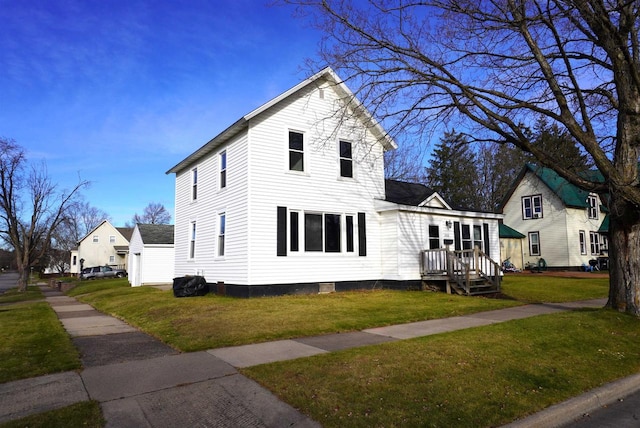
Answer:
499;164;608;270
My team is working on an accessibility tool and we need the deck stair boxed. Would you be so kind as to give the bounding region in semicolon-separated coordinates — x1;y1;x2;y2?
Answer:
420;247;501;296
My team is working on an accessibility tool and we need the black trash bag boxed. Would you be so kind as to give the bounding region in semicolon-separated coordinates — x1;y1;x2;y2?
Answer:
173;276;208;297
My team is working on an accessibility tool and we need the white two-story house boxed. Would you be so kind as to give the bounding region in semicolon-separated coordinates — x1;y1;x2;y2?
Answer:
167;68;503;297
500;164;608;270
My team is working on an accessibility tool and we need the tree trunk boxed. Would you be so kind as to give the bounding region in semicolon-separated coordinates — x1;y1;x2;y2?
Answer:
16;263;29;292
607;195;640;316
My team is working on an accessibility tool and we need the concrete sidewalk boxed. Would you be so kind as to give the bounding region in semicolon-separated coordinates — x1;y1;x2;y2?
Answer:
0;285;634;427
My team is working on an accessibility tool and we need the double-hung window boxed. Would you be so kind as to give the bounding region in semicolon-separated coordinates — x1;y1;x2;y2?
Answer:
92;235;99;243
189;221;196;259
579;230;587;255
289;131;304;172
219;151;227;189
529;231;541;256
428;225;440;249
590;231;600;255
522;195;542;219
587;194;598;219
191;168;198;201
109;235;116;243
218;213;226;257
339;140;353;178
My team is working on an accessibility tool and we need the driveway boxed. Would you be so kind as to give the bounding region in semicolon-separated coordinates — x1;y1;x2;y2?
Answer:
0;271;19;294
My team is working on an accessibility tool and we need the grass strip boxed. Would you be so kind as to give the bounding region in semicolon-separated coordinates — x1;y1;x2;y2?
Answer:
0;301;81;383
244;309;640;428
69;279;522;351
0;285;43;304
0;401;103;428
500;275;609;302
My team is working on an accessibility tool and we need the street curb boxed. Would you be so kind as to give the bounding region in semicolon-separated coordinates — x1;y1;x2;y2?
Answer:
503;372;640;427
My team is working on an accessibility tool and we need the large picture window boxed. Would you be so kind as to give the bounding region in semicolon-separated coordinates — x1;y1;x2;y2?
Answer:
522;195;542;219
304;213;323;251
289;131;304;172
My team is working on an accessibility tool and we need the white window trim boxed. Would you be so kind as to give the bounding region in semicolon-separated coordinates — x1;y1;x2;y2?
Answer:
188;220;197;260
579;230;587;255
338;139;354;180
217;212;226;258
92;235;99;243
219;150;227;190
522;195;543;220
529;231;541;256
286;129;308;175
109;235;116;243
191;167;198;202
587;194;599;220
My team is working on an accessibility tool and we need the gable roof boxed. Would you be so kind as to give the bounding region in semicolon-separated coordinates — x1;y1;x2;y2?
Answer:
78;220;132;244
137;224;175;245
500;164;597;211
385;179;436;206
384;179;453;209
499;223;525;239
166;67;397;175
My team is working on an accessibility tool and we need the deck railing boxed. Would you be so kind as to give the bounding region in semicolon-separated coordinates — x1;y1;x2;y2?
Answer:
420;247;501;293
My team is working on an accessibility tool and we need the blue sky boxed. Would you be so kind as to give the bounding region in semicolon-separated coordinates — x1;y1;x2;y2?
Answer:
0;0;323;226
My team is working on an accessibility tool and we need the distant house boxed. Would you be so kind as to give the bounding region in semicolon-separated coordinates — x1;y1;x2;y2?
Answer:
128;224;175;287
166;67;503;297
70;220;133;275
500;163;608;270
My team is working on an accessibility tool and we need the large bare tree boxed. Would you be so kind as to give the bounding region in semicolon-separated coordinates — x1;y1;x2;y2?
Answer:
129;202;171;226
0;138;87;291
286;0;640;315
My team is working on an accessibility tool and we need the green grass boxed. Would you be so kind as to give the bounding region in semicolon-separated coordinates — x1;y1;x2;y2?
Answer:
244;309;640;427
0;300;81;383
501;275;609;302
0;401;104;428
0;285;43;304
68;279;522;351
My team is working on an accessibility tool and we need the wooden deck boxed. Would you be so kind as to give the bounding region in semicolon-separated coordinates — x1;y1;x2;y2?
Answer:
420;248;501;296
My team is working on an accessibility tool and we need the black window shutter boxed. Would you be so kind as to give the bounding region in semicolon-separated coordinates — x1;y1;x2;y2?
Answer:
483;223;490;256
277;206;287;256
358;212;367;256
454;222;461;251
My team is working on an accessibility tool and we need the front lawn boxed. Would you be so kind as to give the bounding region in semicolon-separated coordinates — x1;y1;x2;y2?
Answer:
244;309;640;427
501;274;609;302
0;291;81;383
68;279;522;351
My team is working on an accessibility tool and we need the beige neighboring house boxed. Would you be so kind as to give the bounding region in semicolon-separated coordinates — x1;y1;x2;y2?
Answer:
70;220;133;275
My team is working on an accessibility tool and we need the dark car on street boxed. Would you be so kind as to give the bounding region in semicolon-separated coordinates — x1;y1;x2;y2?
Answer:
81;265;127;280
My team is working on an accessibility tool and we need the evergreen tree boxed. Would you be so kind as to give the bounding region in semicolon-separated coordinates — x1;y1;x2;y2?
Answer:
425;131;480;210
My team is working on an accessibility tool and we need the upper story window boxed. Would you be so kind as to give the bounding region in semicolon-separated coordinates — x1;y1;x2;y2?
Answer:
289;131;304;172
109;235;116;243
219;151;227;189
522;195;542;219
92;235;99;243
587;194;598;219
339;140;353;178
191;168;198;201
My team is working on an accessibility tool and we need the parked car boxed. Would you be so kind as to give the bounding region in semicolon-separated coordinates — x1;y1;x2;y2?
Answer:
81;265;127;280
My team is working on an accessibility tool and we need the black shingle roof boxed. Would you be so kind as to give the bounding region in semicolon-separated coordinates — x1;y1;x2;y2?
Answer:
385;179;436;206
138;224;174;245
